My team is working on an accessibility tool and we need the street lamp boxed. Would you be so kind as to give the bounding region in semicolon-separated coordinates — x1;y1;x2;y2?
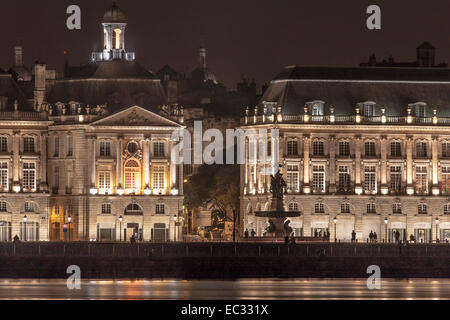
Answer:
23;215;27;241
173;214;178;242
333;217;337;242
119;215;123;242
384;217;388;243
435;217;440;243
67;215;72;242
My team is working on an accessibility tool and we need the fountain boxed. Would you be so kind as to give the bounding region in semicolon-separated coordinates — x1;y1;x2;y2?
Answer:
255;170;301;237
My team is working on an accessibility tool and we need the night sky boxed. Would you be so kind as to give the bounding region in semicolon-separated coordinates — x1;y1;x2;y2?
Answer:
2;0;450;90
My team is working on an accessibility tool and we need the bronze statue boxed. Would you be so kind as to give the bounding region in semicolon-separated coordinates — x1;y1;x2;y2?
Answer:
270;170;287;199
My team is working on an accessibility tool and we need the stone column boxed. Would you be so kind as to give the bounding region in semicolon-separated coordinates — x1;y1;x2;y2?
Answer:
432;136;439;195
302;134;310;193
143;137;150;188
90;137;97;187
354;136;362;193
12;131;20;184
406;136;413;194
116;137;123;189
380;135;387;194
329;135;336;193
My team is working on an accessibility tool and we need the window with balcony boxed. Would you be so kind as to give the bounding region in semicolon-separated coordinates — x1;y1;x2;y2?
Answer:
364;166;376;192
418;204;427;215
286;165;299;191
125;160;140;194
416;166;428;194
312;165;325;192
98;171;111;194
338;166;350;193
23;162;36;190
392;203;402;214
287;140;298;156
442;167;450;195
314;203;324;213
390;166;402;193
0;137;7;153
416;142;427;157
366;203;376;213
339;141;350;157
23;137;35;153
341;203;350;213
364;142;376;157
312;141;324;156
152;166;165;191
390;142;401;157
100;141;111;157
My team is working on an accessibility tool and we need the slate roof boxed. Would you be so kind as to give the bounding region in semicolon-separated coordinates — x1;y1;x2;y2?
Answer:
0;74;33;111
260;65;450;117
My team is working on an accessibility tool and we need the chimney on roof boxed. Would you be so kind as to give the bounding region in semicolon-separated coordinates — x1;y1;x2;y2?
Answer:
34;62;46;112
199;47;207;69
14;45;23;67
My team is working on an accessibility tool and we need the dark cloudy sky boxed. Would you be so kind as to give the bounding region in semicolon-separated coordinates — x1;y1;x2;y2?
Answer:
2;0;450;90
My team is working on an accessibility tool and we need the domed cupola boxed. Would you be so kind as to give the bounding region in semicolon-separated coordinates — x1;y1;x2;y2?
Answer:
92;1;135;62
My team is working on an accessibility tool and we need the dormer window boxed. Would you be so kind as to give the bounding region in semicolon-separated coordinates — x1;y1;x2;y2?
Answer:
306;101;324;116
409;102;427;117
358;102;376;117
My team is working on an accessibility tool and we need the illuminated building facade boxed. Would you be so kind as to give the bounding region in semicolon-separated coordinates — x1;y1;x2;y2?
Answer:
241;64;450;243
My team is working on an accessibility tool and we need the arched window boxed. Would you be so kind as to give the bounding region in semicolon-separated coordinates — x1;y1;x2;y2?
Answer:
113;29;122;49
125;203;143;215
104;30;109;50
124;160;140;194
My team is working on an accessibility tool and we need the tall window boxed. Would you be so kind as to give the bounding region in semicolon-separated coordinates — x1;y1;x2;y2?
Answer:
442;167;450;195
0;137;7;153
100;141;111;157
338;166;350;192
314;203;324;213
23;137;35;153
53;166;59;189
367;203;376;213
67;136;73;156
444;204;450;215
418;204;427;214
23;162;36;190
98;172;111;193
443;143;450;158
416;142;427;157
113;28;122;49
341;203;350;213
392;203;402;214
289;202;299;212
154;142;165;157
125;160;140;193
287;140;298;156
156;203;165;214
416;166;428;194
312;141;324;156
101;203;111;214
312;165;325;192
152;166;165;191
364;166;376;192
362;104;376;117
267;140;272;157
0;201;6;212
364;142;376;157
286;165;299;191
0;162;8;191
390;166;402;193
339;141;350;157
390;142;401;157
54;136;59;157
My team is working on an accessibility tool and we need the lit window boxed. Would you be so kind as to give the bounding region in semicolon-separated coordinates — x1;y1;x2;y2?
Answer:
23;162;36;190
0;162;8;191
312;165;325;192
98;172;111;193
286;165;299;191
113;28;122;49
125;160;140;193
364;166;376;192
152;166;165;191
390;166;402;193
338;166;350;193
416;166;428;194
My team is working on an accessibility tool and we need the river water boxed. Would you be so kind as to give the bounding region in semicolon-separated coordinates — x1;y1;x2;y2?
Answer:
0;278;449;300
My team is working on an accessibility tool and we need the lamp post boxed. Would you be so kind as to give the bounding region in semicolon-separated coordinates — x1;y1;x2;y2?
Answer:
173;214;178;242
384;217;388;243
119;215;123;242
435;217;440;243
23;215;27;241
333;216;337;242
67;215;72;242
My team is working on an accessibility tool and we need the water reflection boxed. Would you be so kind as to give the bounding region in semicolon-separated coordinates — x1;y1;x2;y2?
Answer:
0;278;450;300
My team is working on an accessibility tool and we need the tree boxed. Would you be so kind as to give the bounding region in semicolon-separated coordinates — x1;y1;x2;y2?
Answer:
184;164;240;239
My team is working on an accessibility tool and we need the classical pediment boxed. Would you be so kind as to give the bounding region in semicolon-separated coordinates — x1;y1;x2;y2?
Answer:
91;105;182;127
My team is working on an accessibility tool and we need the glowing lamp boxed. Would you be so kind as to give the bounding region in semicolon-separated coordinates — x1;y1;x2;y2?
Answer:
303;186;311;194
23;215;27;223
384;217;388;225
432;188;440;196
355;186;363;195
144;187;152;196
171;188;179;196
381;187;388;195
116;187;124;196
89;187;98;195
12;185;21;193
407;187;414;196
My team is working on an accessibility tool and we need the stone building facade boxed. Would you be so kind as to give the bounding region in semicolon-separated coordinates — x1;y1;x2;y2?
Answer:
241;65;450;243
